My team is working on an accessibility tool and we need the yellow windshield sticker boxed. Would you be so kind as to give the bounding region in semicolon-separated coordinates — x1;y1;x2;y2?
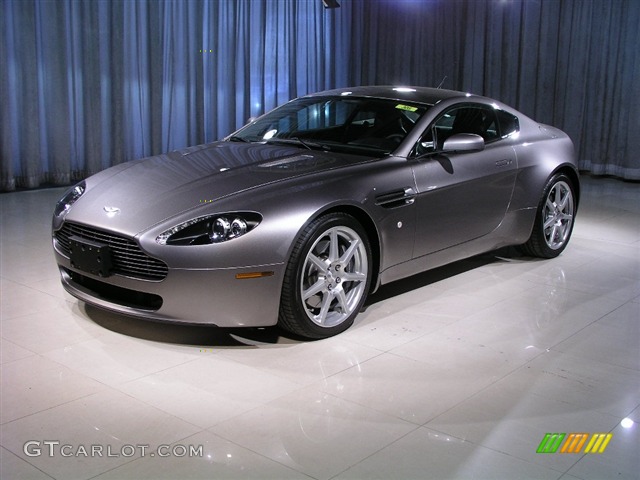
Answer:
395;104;418;112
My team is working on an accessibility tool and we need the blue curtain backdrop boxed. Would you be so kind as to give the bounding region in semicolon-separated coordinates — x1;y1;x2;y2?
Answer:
347;0;640;180
1;0;639;191
0;0;352;190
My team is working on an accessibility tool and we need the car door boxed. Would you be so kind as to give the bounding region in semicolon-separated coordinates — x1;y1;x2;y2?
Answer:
411;104;517;258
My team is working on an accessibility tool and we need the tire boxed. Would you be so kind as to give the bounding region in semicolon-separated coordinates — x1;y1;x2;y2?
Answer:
522;173;576;258
278;213;372;339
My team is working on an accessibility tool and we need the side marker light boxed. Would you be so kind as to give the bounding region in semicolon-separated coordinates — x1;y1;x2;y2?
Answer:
235;271;275;280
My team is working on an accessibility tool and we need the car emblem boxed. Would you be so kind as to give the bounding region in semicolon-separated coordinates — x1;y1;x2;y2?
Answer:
103;206;120;217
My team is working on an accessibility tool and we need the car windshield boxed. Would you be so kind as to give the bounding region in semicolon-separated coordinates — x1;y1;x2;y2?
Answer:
232;96;430;156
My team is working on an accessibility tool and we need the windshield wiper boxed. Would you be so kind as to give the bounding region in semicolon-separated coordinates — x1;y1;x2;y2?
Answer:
265;137;331;152
227;136;250;143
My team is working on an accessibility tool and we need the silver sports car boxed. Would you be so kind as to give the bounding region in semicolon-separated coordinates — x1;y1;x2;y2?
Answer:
52;86;579;338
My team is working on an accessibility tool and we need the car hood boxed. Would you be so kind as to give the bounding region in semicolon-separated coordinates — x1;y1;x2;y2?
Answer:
62;142;371;236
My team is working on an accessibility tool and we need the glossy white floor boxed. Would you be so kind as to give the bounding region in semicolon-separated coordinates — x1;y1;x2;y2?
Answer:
1;176;638;480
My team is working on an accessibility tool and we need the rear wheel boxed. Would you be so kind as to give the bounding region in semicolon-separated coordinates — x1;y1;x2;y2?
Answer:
278;213;371;339
522;173;576;258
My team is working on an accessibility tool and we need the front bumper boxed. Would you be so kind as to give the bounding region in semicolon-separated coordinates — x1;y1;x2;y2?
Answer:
53;242;285;328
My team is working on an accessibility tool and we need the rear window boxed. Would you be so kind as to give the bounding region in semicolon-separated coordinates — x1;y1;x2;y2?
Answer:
496;110;519;138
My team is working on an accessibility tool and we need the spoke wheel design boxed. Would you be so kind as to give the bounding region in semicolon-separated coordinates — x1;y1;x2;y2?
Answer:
279;213;372;339
522;173;577;259
301;226;368;328
542;180;574;250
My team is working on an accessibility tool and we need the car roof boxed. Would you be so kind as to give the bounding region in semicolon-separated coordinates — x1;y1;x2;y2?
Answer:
304;86;473;106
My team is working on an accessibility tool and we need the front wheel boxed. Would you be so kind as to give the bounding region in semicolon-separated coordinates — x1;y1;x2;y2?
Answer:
278;213;372;339
522;173;576;258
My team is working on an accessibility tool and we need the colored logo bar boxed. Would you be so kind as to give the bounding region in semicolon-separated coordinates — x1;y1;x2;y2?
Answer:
536;433;612;454
584;433;613;454
560;433;589;453
537;433;565;453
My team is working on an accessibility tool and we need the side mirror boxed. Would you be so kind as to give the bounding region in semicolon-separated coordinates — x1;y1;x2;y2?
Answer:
442;133;485;153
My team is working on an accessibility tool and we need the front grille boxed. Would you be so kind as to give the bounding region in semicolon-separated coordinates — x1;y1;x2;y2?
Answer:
55;222;168;281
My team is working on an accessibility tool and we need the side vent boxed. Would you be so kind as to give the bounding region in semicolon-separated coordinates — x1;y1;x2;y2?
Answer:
375;187;416;209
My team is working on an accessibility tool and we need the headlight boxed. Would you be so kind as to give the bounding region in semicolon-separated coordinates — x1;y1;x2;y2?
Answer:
54;181;86;216
230;218;247;237
211;217;231;242
156;212;261;245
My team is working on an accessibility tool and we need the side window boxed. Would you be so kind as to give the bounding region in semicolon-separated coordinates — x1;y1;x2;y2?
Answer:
413;105;503;156
444;106;499;142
